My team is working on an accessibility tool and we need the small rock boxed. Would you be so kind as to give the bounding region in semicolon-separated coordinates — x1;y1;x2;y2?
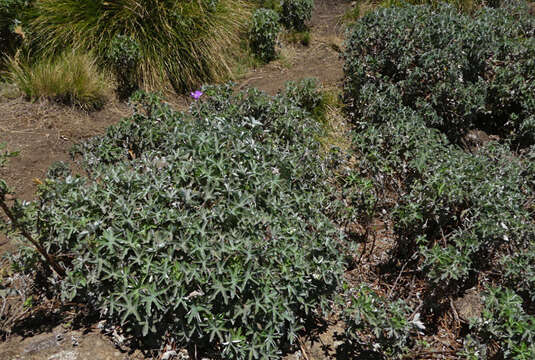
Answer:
24;335;62;354
48;350;78;360
71;335;79;347
461;129;498;152
112;329;126;345
454;288;483;322
176;349;190;360
162;350;177;360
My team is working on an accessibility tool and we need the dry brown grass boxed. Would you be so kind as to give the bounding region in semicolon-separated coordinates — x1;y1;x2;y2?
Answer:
275;43;299;69
7;51;112;110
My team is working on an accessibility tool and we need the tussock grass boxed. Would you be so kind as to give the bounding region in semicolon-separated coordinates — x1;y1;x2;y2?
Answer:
28;0;251;93
277;44;298;68
7;51;111;110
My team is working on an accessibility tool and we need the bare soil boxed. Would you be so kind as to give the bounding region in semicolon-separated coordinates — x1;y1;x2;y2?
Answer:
0;98;129;201
0;325;143;360
0;0;354;358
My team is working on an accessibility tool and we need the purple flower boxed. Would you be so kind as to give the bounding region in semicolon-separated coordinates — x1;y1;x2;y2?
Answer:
190;90;203;100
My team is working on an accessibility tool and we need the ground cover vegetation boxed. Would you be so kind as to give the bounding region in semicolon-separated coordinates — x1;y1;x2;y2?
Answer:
343;2;535;358
382;0;500;12
345;0;504;20
344;2;535;146
1;82;352;358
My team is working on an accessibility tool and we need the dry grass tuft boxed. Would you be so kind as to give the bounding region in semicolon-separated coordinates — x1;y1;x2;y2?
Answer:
7;51;112;110
276;43;299;69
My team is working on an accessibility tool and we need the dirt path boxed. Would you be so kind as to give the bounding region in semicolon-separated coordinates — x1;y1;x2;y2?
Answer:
0;1;353;359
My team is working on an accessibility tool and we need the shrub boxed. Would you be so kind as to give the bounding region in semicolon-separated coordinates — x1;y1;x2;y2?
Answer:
281;0;314;31
284;77;325;120
343;285;421;358
343;3;535;146
7;51;111;110
501;242;535;302
27;0;250;93
381;0;497;13
466;287;535;359
348;76;535;360
8;85;346;358
104;35;141;99
344;4;535;356
249;8;281;62
350;91;535;289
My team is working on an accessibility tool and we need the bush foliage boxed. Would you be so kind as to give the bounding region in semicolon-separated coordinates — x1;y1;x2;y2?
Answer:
249;8;281;62
344;2;535;146
283;78;325;119
105;35;141;99
6;84;346;358
343;285;421;357
343;3;535;358
465;287;535;359
281;0;314;31
382;0;501;12
351;98;534;286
